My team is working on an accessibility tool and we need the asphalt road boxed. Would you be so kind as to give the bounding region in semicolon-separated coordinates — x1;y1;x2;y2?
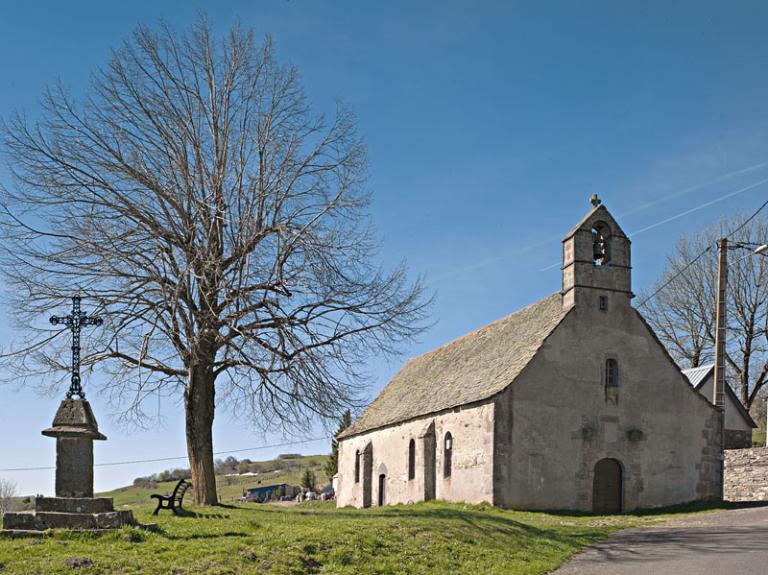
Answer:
551;505;768;575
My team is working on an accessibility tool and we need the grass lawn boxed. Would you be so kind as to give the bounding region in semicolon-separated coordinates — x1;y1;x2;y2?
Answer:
105;454;329;508
0;500;735;575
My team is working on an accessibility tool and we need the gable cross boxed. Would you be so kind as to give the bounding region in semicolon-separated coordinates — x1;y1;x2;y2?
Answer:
50;295;103;400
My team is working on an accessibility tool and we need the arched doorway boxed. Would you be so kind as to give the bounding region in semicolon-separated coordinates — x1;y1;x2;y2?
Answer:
593;458;622;514
362;443;373;508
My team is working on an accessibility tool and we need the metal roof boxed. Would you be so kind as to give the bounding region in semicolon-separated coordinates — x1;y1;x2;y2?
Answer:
681;364;757;428
681;365;713;389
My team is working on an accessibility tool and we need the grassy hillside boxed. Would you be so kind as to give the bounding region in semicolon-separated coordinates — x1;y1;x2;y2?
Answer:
0;500;652;575
1;451;740;574
102;454;329;507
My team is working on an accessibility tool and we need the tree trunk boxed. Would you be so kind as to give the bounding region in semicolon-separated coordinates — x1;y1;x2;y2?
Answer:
185;356;218;505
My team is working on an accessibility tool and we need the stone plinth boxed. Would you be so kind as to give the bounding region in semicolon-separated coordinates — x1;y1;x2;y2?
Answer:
0;398;138;536
2;497;135;532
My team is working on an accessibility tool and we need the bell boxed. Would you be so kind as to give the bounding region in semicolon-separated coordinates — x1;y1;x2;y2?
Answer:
593;240;604;263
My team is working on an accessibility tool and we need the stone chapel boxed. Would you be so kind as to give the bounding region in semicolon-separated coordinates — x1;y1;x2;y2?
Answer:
336;201;723;513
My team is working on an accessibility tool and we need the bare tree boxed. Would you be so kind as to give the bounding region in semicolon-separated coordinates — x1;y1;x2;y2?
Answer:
0;478;17;516
640;214;768;410
0;19;430;504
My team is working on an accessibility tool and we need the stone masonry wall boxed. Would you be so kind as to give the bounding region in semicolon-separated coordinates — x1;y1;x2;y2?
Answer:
724;447;768;501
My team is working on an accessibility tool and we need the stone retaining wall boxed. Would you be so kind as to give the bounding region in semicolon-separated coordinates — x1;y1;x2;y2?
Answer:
724;447;768;501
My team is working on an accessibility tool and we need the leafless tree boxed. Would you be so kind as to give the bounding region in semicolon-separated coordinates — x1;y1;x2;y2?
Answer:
0;19;430;504
0;478;17;516
640;214;768;410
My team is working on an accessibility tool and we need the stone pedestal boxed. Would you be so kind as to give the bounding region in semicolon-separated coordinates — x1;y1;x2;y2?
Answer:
2;496;135;533
1;399;137;535
41;399;106;498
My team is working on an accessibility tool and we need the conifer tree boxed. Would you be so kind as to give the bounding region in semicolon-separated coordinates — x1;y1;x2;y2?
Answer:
301;468;317;492
326;410;352;481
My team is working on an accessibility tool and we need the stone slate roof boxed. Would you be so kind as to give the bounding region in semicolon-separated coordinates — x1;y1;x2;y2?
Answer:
681;364;758;428
340;292;570;438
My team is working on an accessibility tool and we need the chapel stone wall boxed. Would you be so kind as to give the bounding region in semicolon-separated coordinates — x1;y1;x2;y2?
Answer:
493;296;723;512
336;402;495;508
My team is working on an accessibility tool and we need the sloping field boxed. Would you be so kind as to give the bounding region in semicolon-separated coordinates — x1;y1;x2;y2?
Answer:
0;500;711;575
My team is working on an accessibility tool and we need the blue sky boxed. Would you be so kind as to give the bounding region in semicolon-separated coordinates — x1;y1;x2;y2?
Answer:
2;0;768;495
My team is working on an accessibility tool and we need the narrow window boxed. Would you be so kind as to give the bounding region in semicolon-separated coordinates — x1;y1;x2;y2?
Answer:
354;450;360;483
605;359;619;387
599;295;608;312
443;432;453;478
605;359;619;405
408;439;416;480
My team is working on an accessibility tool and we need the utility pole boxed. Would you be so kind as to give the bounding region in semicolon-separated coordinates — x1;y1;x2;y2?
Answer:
712;237;728;500
713;238;728;411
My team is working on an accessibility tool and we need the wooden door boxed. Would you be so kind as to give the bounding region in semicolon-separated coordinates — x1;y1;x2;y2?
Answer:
593;458;622;514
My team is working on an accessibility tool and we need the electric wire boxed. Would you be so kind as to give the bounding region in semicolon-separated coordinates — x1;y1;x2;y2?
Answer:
0;436;331;473
637;197;768;307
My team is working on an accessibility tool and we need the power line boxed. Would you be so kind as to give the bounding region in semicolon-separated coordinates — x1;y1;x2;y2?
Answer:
727;198;768;237
0;436;330;473
637;196;768;308
636;244;715;307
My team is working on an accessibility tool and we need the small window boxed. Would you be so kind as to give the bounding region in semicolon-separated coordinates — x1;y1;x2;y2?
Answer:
443;432;453;478
599;295;608;312
408;439;416;480
605;359;619;405
354;450;360;483
605;359;619;388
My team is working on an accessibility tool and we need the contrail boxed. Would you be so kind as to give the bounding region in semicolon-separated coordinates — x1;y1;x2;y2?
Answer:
434;163;768;280
537;176;768;272
628;176;768;236
618;161;768;219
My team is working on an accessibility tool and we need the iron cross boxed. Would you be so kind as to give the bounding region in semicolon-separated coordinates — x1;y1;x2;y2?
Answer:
50;296;103;400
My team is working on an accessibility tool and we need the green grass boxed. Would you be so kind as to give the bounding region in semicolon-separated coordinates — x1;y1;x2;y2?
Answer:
104;454;329;508
753;428;766;447
0;500;736;575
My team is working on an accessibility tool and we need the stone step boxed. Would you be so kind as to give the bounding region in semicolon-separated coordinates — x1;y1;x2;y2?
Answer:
0;529;49;538
35;497;114;514
2;510;135;531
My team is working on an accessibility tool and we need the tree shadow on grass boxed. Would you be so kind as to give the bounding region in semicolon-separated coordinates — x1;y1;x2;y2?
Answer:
166;531;250;540
170;508;232;519
225;502;610;549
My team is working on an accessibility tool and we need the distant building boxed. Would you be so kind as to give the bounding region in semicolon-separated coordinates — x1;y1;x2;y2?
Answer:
245;483;297;502
277;454;302;460
336;202;723;513
682;364;757;448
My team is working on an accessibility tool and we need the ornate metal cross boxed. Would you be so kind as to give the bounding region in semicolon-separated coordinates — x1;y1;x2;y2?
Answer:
50;296;103;400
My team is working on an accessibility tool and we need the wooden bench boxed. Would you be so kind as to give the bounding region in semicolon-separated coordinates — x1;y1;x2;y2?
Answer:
150;479;191;515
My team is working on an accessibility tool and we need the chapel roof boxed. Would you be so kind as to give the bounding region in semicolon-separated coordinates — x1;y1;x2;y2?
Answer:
340;292;570;438
681;364;757;428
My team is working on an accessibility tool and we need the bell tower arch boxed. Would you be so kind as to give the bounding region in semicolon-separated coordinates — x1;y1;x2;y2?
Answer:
562;196;632;309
